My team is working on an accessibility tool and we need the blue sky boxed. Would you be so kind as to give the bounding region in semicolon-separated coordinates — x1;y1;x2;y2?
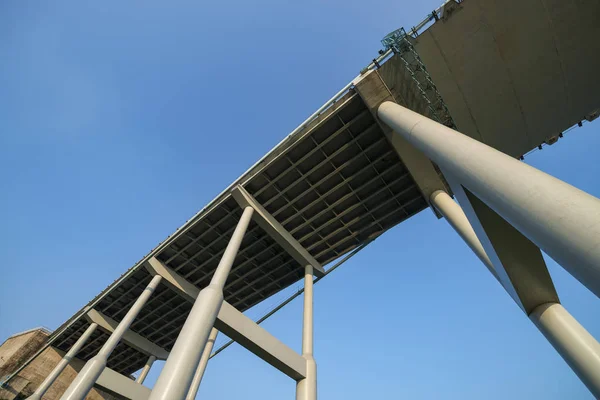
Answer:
2;1;600;399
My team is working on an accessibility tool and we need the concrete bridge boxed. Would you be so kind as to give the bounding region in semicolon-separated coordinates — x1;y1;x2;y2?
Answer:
2;0;600;398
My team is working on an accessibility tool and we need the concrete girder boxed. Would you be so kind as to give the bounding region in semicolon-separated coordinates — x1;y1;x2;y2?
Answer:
231;185;325;277
215;300;307;381
85;309;169;360
96;367;151;400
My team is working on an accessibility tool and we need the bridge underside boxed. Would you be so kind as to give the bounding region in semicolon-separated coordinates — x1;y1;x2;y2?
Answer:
31;0;600;388
49;89;435;376
415;0;600;157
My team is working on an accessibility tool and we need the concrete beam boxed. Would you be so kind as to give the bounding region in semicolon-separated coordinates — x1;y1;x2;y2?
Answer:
354;69;449;217
214;300;307;381
96;367;151;400
146;257;198;303
85;309;169;360
146;257;307;381
231;185;324;277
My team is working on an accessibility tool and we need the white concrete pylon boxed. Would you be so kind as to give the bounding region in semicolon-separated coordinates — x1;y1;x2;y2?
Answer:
296;264;317;400
148;206;254;400
185;328;218;400
136;355;157;384
59;274;163;400
378;101;600;299
530;303;600;397
429;190;498;282
432;189;600;397
27;323;99;400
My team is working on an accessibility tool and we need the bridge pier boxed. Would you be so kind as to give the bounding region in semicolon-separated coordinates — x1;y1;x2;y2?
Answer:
26;323;98;400
380;100;600;397
430;189;600;397
135;355;157;384
378;100;600;299
296;264;317;400
148;206;254;400
185;328;219;400
60;274;163;400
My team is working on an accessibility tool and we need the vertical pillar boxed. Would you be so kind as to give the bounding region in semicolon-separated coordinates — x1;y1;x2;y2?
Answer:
185;328;219;400
432;189;600;398
136;355;157;384
60;274;163;400
149;206;254;400
27;323;99;400
296;264;317;400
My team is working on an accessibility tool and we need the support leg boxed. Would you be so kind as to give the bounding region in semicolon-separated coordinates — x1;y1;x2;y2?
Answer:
432;190;600;397
296;264;317;400
430;190;498;281
60;275;163;400
136;355;157;384
530;303;600;398
27;323;98;400
149;206;254;400
378;100;600;298
185;328;218;400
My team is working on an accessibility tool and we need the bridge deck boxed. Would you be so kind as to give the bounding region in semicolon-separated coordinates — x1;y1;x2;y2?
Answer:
44;0;600;377
49;89;428;375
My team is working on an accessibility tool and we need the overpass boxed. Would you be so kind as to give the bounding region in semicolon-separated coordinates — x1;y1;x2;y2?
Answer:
3;0;600;398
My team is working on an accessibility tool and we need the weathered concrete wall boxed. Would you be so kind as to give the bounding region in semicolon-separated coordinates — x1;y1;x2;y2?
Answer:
0;329;120;400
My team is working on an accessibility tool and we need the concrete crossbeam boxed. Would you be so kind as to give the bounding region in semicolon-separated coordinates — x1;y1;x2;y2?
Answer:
231;185;325;277
96;367;151;400
214;300;307;381
85;309;169;360
146;257;307;381
146;257;198;303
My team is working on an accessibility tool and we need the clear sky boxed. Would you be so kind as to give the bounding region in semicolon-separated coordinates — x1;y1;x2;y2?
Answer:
2;1;600;399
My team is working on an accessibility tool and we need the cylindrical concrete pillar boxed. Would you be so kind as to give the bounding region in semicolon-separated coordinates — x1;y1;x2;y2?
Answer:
148;206;254;400
185;328;219;400
430;190;499;282
60;274;163;400
530;303;600;398
136;355;157;384
378;101;600;298
296;264;317;400
431;189;600;398
27;323;99;400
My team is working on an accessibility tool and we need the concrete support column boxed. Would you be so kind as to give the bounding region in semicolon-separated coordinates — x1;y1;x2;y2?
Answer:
530;303;600;398
184;328;218;400
429;190;499;282
27;323;99;400
296;264;317;400
432;189;600;397
148;206;254;400
60;274;163;400
378;101;600;298
136;355;157;384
